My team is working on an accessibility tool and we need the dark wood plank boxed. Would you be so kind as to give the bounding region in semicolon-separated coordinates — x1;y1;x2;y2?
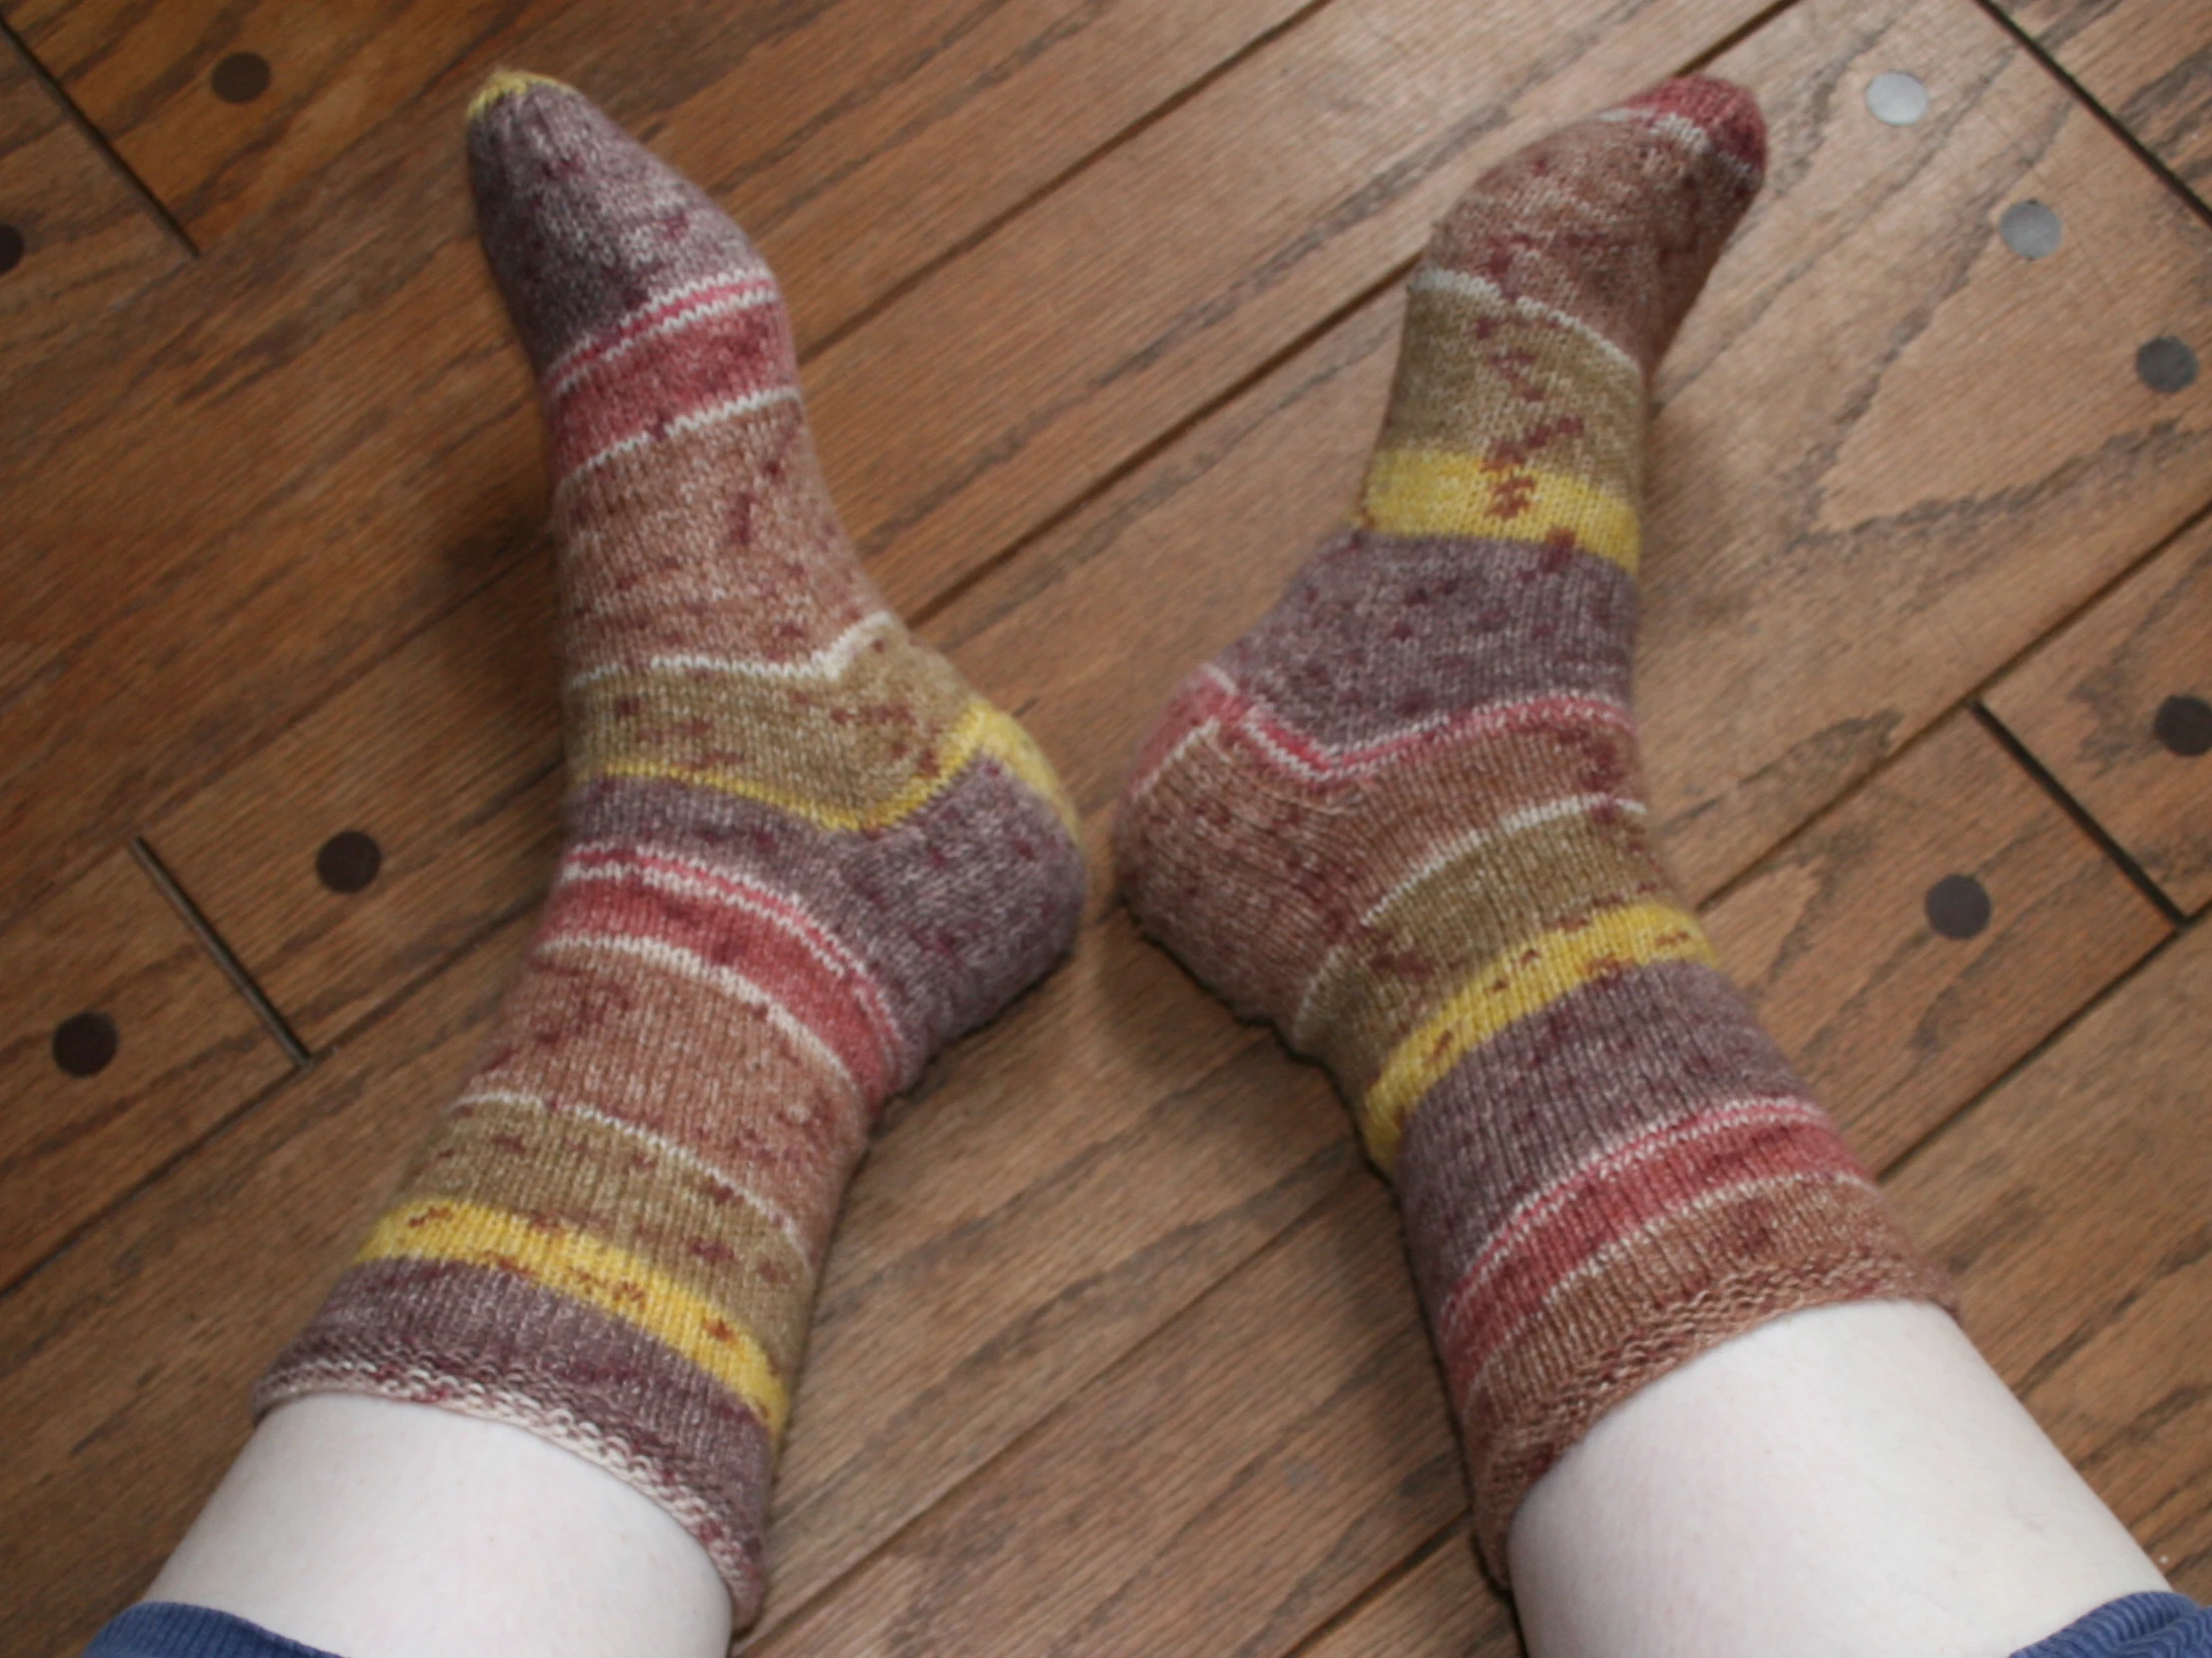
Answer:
0;0;1763;929
0;29;181;367
1891;918;2212;1598
1984;514;2212;915
1;0;542;247
0;846;292;1294
0;912;530;1658
1992;0;2212;197
1706;710;2169;1172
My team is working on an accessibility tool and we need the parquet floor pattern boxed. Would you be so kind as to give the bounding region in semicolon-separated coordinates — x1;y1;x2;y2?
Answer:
2;0;2209;1652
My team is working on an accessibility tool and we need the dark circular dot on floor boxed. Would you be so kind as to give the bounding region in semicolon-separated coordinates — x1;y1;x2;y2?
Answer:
2153;693;2212;757
316;829;383;894
1925;874;1991;941
0;223;24;275
2136;335;2198;394
1999;200;2061;259
53;1011;119;1077
211;51;270;104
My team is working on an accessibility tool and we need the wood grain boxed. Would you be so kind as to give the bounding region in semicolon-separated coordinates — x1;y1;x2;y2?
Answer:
144;0;2212;1062
1646;0;2212;898
1993;0;2212;197
0;911;531;1658
1985;513;2212;915
0;845;291;1295
756;1175;1458;1658
1892;917;2212;1597
0;29;181;367
1706;710;2169;1172
0;857;1362;1651
1295;1534;1514;1658
0;0;1328;923
0;0;531;246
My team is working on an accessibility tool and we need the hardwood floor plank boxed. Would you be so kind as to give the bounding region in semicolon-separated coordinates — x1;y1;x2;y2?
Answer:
1644;0;2212;897
1891;917;2212;1597
1984;513;2212;916
0;0;531;247
1991;0;2212;200
0;0;1325;922
0;29;182;368
0;845;292;1295
0;912;529;1658
1707;710;2170;1172
754;1177;1457;1658
0;843;1357;1650
1294;1538;1515;1658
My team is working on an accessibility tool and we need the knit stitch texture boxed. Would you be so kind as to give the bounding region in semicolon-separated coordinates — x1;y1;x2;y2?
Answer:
1114;75;1951;1578
255;73;1087;1621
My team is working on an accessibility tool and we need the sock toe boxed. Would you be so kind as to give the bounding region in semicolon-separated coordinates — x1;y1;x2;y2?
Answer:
466;75;767;374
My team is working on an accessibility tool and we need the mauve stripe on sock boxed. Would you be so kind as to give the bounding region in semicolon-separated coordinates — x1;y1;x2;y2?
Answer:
468;90;770;374
573;761;1088;1064
541;871;898;1099
1394;959;1812;1308
1215;530;1636;749
256;1257;776;1610
468;943;869;1256
1116;709;1643;1026
558;404;875;669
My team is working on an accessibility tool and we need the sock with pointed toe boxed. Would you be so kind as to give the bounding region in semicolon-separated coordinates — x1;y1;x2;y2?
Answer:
1113;76;1951;1579
255;73;1088;1624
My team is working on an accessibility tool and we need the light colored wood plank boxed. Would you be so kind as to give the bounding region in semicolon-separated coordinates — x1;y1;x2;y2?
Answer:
0;0;1761;927
0;30;181;366
1891;918;2212;1597
0;846;291;1292
1985;514;2212;914
1993;0;2212;195
1707;710;2170;1171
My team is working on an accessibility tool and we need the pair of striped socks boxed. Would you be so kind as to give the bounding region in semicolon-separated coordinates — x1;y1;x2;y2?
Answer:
256;71;1947;1621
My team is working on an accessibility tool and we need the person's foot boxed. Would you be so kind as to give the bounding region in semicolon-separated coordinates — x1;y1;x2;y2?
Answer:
255;73;1087;1624
1114;76;1948;1576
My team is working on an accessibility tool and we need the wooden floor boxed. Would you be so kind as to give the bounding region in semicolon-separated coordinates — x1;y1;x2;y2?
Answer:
3;0;2210;1650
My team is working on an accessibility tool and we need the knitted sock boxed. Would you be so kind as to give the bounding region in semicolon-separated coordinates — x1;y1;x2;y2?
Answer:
256;74;1087;1623
1113;76;1951;1579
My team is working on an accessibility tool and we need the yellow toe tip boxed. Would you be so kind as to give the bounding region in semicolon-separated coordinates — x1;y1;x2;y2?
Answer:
469;69;573;123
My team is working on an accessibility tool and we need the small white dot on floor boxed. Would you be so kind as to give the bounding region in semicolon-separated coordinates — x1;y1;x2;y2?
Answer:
1867;70;1929;126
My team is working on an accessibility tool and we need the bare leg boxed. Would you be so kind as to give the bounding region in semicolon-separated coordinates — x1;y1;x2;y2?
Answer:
1511;1300;2169;1658
143;1397;729;1658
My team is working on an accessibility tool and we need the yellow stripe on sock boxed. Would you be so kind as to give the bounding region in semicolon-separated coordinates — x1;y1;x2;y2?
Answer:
1357;450;1641;574
358;1197;790;1438
468;69;572;122
974;702;1083;838
1359;899;1714;1172
599;696;1060;834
